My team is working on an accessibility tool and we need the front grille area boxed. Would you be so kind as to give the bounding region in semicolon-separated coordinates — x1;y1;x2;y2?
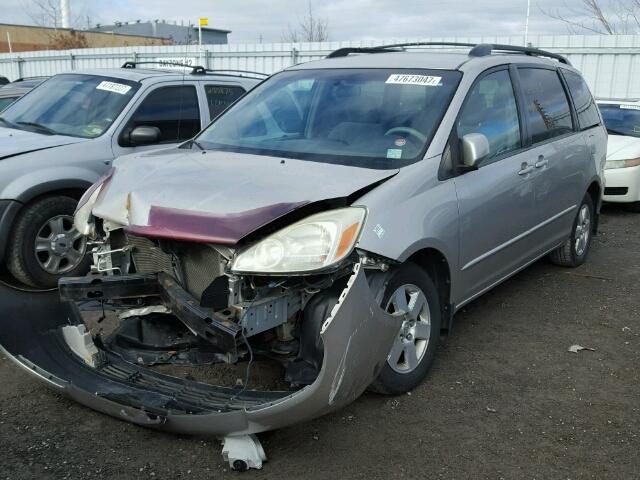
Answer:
126;234;175;275
125;234;225;301
605;187;629;196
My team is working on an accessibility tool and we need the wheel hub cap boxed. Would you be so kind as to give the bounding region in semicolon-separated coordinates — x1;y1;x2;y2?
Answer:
35;215;87;275
574;204;591;257
385;284;431;374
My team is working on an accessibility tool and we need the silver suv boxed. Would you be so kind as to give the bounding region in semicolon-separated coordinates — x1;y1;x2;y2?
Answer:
0;63;262;287
0;43;606;470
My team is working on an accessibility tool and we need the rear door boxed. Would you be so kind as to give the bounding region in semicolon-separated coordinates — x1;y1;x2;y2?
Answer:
453;66;538;301
112;82;203;158
515;67;588;253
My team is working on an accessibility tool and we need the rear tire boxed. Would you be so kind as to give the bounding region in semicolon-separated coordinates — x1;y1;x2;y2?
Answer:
7;196;90;288
549;193;594;268
630;201;640;213
369;262;441;395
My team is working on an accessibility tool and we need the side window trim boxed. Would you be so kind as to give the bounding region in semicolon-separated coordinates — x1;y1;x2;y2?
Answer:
118;83;201;147
558;68;603;131
556;68;580;132
516;66;576;146
445;64;525;177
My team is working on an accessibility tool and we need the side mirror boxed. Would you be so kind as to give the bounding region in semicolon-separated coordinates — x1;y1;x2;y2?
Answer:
129;126;161;146
461;133;490;169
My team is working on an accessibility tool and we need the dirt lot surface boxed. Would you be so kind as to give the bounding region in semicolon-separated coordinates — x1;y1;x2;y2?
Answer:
1;205;638;479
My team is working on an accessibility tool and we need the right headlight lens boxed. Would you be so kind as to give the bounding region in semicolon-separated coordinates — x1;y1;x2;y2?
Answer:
231;207;366;274
605;157;640;170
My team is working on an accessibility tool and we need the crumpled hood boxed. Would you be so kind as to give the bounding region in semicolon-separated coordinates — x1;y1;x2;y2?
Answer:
607;134;640;161
0;126;88;160
93;149;397;244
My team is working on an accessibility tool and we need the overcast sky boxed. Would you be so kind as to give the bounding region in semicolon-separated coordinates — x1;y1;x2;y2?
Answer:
2;1;591;43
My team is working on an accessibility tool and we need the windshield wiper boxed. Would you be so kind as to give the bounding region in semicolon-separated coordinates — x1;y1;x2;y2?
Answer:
191;139;206;150
0;117;18;129
15;121;57;136
606;127;627;136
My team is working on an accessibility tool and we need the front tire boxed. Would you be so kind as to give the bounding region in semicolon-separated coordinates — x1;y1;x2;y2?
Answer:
549;193;594;268
369;263;441;395
7;196;90;288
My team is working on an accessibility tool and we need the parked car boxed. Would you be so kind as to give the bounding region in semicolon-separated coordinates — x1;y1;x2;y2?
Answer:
0;43;606;470
0;64;264;287
0;76;48;111
597;99;640;211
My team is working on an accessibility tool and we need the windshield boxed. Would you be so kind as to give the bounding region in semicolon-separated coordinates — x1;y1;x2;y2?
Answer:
599;103;640;138
0;74;140;138
197;68;461;168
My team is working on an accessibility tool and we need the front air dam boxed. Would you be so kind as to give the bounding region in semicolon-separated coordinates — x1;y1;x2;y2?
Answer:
0;264;400;469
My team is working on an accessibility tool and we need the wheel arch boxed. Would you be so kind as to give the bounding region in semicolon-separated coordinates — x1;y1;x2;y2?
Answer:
405;247;453;333
586;178;602;234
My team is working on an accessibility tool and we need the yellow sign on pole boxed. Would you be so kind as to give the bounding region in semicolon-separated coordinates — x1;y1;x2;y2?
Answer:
199;18;208;26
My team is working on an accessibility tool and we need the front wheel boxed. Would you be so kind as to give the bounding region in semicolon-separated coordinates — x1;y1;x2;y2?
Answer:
549;193;594;268
369;263;441;395
6;196;90;288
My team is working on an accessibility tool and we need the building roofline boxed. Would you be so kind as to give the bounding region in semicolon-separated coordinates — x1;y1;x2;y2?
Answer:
0;22;170;40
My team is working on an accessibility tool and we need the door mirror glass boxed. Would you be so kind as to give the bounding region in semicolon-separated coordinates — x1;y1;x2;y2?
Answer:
461;133;490;168
129;126;161;146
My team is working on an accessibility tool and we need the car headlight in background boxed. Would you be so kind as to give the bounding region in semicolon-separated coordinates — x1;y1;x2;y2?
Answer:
74;168;114;236
605;157;640;170
231;207;367;274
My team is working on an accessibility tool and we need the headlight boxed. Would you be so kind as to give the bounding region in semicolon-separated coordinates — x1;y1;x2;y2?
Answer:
74;168;114;236
605;157;640;170
231;207;366;274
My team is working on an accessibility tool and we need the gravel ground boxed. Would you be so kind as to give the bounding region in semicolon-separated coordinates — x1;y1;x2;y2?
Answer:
1;205;638;479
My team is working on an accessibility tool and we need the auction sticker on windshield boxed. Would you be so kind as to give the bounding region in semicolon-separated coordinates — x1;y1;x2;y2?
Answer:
386;74;442;86
96;81;132;95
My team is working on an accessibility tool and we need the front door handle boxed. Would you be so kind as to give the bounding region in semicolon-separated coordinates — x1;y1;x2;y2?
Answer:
518;162;534;176
534;155;548;168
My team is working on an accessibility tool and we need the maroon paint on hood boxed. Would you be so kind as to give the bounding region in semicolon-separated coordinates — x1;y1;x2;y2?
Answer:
125;202;309;245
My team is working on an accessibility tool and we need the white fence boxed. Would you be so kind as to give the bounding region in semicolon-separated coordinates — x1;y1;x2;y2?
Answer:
1;35;639;99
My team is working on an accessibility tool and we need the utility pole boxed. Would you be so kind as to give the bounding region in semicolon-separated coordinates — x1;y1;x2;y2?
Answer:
524;0;531;46
61;0;71;28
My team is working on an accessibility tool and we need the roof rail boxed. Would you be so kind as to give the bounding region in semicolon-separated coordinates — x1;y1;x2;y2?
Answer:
326;42;571;65
121;61;269;79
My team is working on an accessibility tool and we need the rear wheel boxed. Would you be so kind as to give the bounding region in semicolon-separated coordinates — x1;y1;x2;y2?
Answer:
7;196;90;288
549;193;594;268
369;263;441;395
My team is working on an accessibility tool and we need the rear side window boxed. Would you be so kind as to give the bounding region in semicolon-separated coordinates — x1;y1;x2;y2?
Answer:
205;85;245;119
562;70;601;130
518;68;573;144
457;69;521;162
126;85;200;144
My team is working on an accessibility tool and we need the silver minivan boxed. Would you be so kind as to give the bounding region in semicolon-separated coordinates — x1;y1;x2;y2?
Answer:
0;43;606;470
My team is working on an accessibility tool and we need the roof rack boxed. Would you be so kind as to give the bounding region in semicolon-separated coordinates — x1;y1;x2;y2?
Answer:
120;61;269;79
326;42;571;65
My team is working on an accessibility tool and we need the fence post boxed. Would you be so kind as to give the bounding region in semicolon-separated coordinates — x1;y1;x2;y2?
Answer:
69;53;75;70
16;57;24;79
290;47;299;66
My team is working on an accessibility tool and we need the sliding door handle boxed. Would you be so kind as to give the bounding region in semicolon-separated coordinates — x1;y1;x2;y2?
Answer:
518;163;535;176
534;155;548;168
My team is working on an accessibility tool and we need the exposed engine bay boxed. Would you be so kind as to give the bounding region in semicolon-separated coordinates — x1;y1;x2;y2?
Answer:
64;227;385;390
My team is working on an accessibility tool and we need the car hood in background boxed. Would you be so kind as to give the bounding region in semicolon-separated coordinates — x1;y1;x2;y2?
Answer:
94;150;398;244
606;134;640;161
0;127;89;161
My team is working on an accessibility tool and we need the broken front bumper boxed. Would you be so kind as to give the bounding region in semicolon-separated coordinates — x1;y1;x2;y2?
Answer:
0;264;399;436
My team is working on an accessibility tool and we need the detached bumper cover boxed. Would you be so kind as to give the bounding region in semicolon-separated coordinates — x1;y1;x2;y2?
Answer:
0;264;399;436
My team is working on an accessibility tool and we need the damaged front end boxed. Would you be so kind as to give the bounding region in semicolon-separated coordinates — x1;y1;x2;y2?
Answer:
0;221;400;440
